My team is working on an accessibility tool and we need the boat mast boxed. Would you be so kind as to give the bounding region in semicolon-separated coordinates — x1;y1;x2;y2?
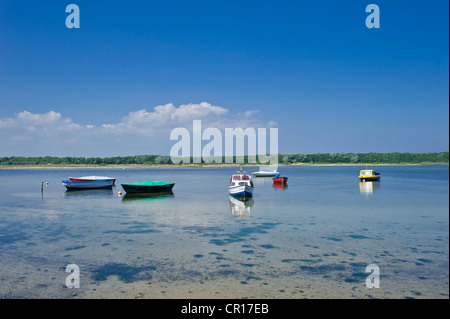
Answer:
237;166;246;178
237;166;247;200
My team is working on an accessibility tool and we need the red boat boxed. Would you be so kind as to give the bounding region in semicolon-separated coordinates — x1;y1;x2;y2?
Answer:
272;176;288;184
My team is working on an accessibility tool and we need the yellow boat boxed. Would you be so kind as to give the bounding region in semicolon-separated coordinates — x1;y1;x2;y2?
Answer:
359;169;380;181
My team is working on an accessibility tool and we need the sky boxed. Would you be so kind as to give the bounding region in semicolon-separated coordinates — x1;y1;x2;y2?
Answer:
0;0;448;157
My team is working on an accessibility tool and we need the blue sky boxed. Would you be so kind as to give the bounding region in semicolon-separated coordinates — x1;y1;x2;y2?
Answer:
0;0;448;157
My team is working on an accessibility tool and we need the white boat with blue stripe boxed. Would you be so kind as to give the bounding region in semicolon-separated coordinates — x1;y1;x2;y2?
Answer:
228;167;254;198
62;178;115;190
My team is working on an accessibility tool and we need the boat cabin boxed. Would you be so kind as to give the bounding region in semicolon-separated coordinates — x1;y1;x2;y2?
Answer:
229;174;254;187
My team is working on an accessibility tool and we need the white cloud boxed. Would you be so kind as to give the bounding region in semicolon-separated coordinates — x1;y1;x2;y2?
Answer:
16;110;62;125
0;110;84;132
101;102;229;134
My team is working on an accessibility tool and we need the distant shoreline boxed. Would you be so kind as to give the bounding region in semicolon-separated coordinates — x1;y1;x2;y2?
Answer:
2;152;447;168
1;162;448;169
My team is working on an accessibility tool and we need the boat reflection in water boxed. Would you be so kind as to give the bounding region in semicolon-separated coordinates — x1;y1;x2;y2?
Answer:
63;188;114;198
228;195;254;220
272;183;288;191
359;181;380;195
121;191;174;202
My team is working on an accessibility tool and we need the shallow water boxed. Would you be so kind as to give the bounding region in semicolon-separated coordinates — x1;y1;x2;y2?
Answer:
0;165;448;299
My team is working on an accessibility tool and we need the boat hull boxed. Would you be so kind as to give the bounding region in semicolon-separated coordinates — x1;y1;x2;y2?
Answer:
228;185;254;197
121;183;175;194
63;179;115;190
359;176;380;181
359;172;381;181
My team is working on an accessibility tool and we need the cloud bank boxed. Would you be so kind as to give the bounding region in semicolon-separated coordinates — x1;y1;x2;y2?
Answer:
0;102;277;157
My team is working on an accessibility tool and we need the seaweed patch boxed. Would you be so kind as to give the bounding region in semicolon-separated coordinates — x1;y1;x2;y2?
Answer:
91;262;156;283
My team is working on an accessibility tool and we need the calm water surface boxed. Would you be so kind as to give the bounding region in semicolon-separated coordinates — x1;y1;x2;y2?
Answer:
0;166;448;299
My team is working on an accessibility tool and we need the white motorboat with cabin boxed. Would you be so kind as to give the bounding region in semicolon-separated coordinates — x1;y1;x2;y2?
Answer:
228;167;254;198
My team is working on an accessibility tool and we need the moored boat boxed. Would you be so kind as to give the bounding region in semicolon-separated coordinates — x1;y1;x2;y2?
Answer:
272;176;288;184
252;165;279;177
229;167;254;198
69;176;116;185
63;179;115;190
121;181;175;194
359;169;381;181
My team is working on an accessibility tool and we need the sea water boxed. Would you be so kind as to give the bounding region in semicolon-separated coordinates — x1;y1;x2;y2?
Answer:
0;165;448;298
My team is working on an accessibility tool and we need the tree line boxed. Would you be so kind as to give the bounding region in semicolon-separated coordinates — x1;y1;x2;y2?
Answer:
0;152;448;166
278;152;449;164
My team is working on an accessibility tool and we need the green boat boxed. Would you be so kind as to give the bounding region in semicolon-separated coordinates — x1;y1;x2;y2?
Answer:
121;181;175;194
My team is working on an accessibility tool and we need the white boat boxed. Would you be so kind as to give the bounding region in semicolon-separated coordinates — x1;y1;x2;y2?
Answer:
252;165;279;177
229;167;254;198
69;176;116;184
62;179;115;190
